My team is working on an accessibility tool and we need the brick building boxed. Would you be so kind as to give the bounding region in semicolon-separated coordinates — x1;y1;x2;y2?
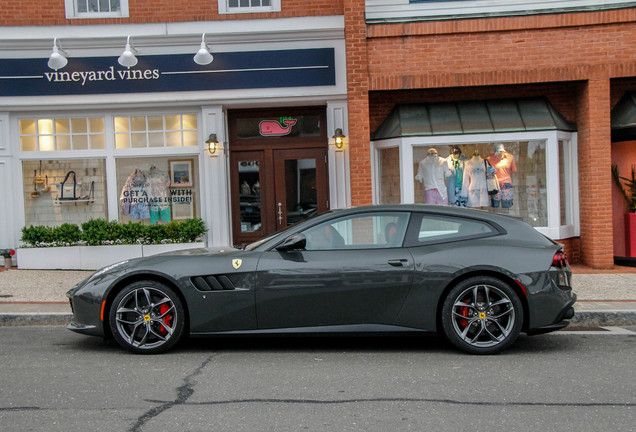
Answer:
345;0;636;268
1;1;635;269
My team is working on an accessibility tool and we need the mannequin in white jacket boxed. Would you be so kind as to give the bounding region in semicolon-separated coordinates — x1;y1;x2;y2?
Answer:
415;148;451;205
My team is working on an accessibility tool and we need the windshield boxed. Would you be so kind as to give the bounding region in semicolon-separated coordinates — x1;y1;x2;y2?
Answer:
244;210;337;251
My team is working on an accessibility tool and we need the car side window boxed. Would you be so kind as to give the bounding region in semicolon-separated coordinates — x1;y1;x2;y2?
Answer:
404;213;498;246
302;212;410;250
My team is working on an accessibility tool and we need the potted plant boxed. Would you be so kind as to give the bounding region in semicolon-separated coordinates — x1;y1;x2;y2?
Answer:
612;164;636;258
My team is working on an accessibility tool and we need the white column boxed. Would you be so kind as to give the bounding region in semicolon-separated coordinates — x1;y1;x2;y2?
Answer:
327;101;350;209
201;106;231;247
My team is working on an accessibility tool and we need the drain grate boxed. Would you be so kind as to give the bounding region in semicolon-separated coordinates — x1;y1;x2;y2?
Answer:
0;295;14;298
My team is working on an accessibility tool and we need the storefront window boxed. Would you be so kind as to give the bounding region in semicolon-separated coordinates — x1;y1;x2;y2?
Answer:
20;117;105;151
411;141;547;226
374;131;577;238
378;147;401;204
22;159;107;227
116;156;200;224
114;114;198;149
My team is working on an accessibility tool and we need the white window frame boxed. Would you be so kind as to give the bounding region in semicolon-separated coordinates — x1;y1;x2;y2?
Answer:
218;0;281;15
371;130;579;240
65;0;129;19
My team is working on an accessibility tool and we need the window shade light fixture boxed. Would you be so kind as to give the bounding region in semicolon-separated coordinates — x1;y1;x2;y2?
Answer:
47;38;68;70
118;36;138;68
206;133;218;155
333;128;345;149
193;33;214;65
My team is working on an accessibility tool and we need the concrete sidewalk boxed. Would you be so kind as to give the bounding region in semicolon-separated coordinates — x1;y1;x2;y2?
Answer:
0;266;635;327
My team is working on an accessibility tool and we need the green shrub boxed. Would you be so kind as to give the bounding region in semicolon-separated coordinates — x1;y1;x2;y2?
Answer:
21;225;55;245
178;218;207;242
163;221;181;242
143;224;166;244
53;223;82;245
81;219;110;246
120;221;145;244
21;218;206;247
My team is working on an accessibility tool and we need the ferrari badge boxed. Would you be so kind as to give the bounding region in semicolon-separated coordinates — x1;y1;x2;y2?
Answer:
232;259;242;270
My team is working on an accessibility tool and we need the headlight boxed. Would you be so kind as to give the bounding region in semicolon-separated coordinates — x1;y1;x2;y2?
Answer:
87;260;129;283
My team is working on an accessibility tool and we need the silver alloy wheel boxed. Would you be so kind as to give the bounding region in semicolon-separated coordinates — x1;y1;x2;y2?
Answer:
450;283;515;348
114;286;178;350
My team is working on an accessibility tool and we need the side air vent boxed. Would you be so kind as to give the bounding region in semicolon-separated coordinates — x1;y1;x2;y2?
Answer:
191;275;236;292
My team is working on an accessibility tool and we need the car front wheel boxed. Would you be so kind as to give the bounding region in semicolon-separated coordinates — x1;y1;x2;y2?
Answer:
441;277;523;355
109;281;185;354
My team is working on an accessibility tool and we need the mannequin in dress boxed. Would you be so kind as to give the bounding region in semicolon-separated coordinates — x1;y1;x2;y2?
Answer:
446;146;468;207
487;143;517;208
415;148;451;205
460;151;489;207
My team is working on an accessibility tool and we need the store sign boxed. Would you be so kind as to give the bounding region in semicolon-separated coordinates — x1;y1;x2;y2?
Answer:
259;118;297;137
0;48;335;96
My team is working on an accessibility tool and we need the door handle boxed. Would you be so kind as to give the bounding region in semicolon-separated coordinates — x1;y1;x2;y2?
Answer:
388;259;409;267
277;202;283;225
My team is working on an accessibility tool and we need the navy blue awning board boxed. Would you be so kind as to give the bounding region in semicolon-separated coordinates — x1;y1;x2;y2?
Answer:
372;98;576;140
0;48;336;97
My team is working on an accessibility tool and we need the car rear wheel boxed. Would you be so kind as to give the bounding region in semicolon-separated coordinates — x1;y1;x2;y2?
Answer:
441;276;523;355
109;281;185;354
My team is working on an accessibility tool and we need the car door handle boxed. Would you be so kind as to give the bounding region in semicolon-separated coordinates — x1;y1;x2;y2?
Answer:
388;259;409;267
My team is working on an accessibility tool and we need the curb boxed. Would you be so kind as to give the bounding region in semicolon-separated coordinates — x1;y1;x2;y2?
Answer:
0;311;635;328
0;313;72;326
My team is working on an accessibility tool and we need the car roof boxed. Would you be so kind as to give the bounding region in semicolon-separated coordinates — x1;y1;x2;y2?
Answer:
253;204;552;251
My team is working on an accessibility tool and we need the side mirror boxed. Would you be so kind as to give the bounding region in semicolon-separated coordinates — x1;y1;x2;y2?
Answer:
276;233;306;251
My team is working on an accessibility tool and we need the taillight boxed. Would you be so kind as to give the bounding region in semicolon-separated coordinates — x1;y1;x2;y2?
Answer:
552;251;568;268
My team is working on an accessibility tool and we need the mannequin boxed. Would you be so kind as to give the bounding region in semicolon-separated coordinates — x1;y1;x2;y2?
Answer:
147;165;171;224
415;148;451;205
487;143;517;208
460;151;489;207
445;146;468;207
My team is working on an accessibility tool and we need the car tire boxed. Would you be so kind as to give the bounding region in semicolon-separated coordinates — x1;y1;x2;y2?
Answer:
441;276;523;355
109;280;186;354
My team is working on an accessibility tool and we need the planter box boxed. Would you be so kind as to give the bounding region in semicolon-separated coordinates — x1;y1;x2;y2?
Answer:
626;213;636;258
18;242;206;270
79;245;142;270
17;246;82;270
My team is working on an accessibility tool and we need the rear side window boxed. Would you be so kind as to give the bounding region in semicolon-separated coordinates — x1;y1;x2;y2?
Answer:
404;213;499;246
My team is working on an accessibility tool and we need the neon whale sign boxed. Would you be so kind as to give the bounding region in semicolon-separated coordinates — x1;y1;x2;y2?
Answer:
259;119;297;137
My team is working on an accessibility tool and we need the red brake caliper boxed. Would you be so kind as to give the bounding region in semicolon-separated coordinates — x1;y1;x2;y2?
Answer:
159;303;172;336
459;306;469;328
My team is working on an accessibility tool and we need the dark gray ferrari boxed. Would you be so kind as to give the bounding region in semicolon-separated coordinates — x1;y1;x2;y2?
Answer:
67;204;576;355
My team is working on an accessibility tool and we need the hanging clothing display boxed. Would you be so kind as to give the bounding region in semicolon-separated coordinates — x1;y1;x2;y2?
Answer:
446;154;468;207
146;166;172;224
120;169;150;220
415;152;451;204
461;156;489;207
487;151;517;208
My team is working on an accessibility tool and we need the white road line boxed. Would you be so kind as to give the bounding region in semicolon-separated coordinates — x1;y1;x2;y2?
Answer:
552;326;636;335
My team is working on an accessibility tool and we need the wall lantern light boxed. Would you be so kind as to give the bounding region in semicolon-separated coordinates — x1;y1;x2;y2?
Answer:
118;36;138;68
194;33;214;65
47;38;68;70
206;133;219;155
333;128;345;149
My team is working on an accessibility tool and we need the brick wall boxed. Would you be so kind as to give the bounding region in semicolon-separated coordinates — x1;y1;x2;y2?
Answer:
0;0;343;25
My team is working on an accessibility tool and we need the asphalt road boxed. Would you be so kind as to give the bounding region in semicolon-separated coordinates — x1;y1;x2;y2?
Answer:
0;327;634;432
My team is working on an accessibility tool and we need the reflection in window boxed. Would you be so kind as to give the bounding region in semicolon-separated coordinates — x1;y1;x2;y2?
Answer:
412;214;496;244
303;212;410;250
284;159;318;225
238;161;261;233
379;147;401;204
